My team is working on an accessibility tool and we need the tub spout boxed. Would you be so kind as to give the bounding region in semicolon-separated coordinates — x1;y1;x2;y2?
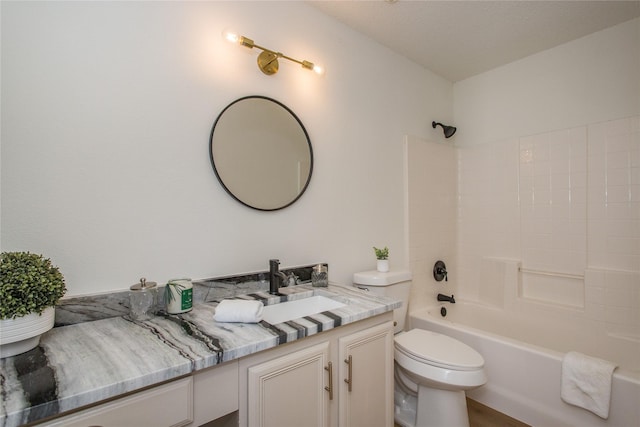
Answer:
437;293;455;304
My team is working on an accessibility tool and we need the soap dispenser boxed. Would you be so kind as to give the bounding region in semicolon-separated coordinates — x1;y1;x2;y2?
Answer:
129;277;157;320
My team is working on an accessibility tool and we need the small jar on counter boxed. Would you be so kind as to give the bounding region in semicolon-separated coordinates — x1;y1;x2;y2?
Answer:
129;277;157;320
165;278;193;314
311;264;328;287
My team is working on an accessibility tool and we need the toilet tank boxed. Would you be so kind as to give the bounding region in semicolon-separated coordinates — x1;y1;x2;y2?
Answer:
353;270;412;333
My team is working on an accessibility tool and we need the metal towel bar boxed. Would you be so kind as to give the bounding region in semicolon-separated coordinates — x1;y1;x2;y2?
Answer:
518;267;584;280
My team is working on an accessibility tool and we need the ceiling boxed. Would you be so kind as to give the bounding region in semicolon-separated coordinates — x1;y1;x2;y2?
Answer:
307;1;640;82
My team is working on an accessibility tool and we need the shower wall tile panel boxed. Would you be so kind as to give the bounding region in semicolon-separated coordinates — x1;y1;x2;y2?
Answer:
585;269;640;338
456;115;639;328
518;127;588;275
456;139;520;300
587;116;640;272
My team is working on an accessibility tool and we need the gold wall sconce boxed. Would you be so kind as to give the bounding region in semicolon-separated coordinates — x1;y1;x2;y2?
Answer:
223;29;324;76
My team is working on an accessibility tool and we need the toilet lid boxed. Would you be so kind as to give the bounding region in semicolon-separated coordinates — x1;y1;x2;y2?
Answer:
395;329;484;371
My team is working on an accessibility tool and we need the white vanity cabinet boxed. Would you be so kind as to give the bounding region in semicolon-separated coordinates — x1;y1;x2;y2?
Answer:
35;361;239;427
37;377;194;427
239;313;394;427
28;311;394;427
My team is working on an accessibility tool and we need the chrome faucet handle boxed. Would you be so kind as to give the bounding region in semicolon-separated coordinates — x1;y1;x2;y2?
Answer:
286;273;299;287
278;272;295;288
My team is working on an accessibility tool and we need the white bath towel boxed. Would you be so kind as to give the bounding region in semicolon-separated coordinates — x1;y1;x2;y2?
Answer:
214;299;264;323
561;351;617;419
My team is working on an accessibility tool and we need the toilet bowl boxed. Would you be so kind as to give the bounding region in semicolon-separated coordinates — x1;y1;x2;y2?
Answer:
353;270;487;427
394;329;487;427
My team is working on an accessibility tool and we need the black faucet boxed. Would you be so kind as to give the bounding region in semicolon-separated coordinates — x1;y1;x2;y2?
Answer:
437;293;456;304
269;259;288;294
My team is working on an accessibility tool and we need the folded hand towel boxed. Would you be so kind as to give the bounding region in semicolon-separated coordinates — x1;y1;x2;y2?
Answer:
561;351;617;419
214;299;264;323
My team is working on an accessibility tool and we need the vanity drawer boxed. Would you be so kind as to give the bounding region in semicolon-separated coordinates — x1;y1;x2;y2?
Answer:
39;377;193;427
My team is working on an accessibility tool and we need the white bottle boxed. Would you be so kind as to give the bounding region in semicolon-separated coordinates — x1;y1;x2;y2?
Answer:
165;278;193;314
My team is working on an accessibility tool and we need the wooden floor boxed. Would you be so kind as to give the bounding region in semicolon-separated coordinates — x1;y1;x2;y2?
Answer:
467;399;530;427
394;398;530;427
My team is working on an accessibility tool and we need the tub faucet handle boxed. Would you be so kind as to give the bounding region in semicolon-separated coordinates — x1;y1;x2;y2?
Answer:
433;260;448;282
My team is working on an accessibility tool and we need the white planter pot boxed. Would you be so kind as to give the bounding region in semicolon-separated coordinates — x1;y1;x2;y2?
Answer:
376;259;389;272
0;307;55;358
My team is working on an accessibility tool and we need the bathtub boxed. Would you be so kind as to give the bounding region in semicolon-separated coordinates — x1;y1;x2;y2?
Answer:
409;301;640;427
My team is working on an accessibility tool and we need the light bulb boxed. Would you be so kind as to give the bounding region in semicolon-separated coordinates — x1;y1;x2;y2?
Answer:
222;28;240;44
302;60;325;76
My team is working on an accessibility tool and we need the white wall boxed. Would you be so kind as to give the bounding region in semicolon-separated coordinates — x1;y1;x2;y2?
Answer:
454;18;640;147
0;1;453;295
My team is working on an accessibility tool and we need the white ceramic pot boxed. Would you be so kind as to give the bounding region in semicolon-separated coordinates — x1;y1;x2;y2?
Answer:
0;306;55;358
376;259;389;272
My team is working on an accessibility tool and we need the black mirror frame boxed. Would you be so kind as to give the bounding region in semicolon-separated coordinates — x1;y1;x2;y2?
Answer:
209;95;314;211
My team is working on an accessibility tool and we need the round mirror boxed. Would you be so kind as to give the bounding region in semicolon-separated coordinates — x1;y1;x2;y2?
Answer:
209;96;313;211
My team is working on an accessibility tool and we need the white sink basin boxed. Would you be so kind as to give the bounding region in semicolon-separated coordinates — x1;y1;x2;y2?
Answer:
262;296;346;324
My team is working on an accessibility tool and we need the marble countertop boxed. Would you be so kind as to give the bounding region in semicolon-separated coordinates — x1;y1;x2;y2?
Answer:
0;283;399;427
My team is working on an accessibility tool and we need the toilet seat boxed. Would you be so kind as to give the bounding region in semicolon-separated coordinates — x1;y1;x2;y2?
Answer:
394;329;487;391
394;329;484;371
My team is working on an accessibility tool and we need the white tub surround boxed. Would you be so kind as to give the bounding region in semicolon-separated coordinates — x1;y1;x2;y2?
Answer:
455;116;640;350
0;284;399;427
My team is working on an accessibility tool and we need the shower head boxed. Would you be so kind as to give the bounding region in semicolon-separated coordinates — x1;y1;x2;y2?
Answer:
432;121;457;138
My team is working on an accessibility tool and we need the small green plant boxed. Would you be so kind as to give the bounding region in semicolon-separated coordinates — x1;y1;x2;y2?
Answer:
0;252;66;319
373;246;389;260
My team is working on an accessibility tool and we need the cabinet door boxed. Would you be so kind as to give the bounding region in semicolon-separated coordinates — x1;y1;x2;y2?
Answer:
247;341;330;427
338;322;394;427
40;377;193;427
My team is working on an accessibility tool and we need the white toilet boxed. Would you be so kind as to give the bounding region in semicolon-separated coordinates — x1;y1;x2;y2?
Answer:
353;270;487;427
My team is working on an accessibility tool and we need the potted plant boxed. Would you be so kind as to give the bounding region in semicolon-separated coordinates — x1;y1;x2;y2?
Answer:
0;251;66;358
373;246;389;272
